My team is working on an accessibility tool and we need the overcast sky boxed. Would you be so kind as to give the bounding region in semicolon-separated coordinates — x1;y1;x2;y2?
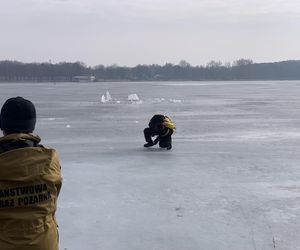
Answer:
0;0;299;66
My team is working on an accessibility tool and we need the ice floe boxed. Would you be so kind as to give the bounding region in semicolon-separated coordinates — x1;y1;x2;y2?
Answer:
128;93;143;104
101;91;113;103
100;90;181;105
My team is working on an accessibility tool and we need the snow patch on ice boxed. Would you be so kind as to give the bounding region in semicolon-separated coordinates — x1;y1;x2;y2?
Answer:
152;97;165;103
169;98;182;103
151;97;182;104
39;117;65;121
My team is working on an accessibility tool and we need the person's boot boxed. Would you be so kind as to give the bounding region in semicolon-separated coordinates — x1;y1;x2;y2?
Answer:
144;142;154;147
166;144;172;150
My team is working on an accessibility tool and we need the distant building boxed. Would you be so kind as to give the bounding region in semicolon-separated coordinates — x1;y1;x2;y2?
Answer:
72;75;96;82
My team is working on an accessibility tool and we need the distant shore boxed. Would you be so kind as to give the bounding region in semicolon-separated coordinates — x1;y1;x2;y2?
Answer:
1;59;300;82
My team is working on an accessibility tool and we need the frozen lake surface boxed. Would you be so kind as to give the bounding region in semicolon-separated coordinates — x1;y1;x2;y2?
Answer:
1;81;300;250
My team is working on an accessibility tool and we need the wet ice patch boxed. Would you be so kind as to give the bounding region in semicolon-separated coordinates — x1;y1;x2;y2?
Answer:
266;208;297;223
177;131;300;142
236;131;300;141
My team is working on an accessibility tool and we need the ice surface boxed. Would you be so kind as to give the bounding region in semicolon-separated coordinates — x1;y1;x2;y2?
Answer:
1;81;300;250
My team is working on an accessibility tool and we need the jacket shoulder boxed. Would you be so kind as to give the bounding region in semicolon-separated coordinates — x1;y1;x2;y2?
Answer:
0;146;61;181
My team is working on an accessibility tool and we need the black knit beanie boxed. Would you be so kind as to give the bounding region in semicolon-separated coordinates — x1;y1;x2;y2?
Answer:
0;96;36;133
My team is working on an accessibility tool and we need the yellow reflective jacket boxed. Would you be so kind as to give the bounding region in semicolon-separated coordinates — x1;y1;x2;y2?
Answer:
0;133;62;250
163;116;176;131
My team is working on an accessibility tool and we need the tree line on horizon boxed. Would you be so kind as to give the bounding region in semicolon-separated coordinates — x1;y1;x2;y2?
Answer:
0;59;300;82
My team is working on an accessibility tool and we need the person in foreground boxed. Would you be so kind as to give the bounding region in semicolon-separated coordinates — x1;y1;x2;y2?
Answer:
0;97;62;250
144;114;176;150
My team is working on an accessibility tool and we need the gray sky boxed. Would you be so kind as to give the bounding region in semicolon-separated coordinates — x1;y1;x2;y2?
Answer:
1;0;300;66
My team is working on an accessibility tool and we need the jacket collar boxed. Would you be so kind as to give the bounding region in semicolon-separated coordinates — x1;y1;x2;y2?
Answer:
0;133;41;144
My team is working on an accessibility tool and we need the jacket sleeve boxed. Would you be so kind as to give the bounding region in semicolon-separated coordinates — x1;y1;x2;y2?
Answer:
55;164;62;196
46;149;63;197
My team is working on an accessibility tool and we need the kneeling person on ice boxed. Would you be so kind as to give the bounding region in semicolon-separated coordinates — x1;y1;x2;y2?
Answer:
144;114;175;150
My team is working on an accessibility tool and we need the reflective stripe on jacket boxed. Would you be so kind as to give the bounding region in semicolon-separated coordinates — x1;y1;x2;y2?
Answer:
0;133;62;250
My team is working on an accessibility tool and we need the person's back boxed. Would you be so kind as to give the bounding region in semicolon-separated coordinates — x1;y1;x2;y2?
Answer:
0;97;62;250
